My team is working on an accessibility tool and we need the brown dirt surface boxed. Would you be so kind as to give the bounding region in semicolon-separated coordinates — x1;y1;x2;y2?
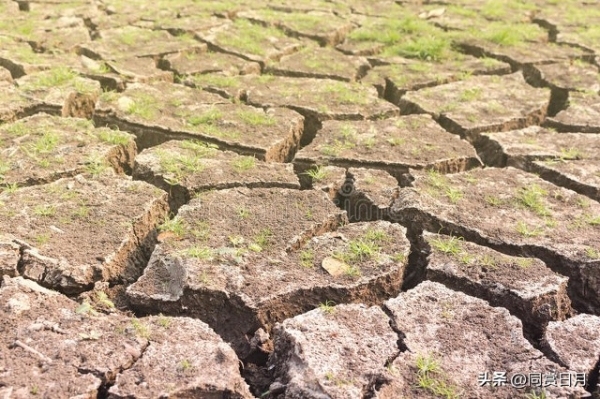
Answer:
400;72;551;141
2;0;600;396
392;167;600;313
95;81;304;159
0;114;136;188
268;303;398;398
133;139;300;209
381;281;588;399
127;190;409;355
546;91;600;133
294;115;481;176
424;232;572;339
0;175;168;294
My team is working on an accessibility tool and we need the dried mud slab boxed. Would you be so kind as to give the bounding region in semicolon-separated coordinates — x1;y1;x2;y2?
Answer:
77;26;204;60
478;126;600;168
0;234;20;277
80;56;174;91
95;81;304;159
391;167;600;314
456;24;589;68
133;140;300;209
266;46;370;82
424;233;571;339
127;189;409;356
0;35;81;79
546;91;600;133
0;66;10;82
0;276;148;398
0;82;43;123
108;315;254;399
524;60;600;115
15;68;101;118
401;72;551;141
530;159;600;203
244;75;399;124
338;168;400;222
239;10;355;46
294;115;481;178
380;281;588;398
363;55;510;105
161;47;261;77
267;304;398;398
0;276;252;399
0;175;169;294
294;164;347;196
543;314;600;381
525;61;600;94
0;114;136;188
197;19;304;66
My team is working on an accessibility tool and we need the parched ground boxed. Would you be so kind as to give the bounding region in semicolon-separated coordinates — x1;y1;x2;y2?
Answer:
1;0;600;398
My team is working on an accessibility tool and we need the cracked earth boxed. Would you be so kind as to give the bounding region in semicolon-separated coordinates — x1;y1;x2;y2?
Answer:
0;0;600;398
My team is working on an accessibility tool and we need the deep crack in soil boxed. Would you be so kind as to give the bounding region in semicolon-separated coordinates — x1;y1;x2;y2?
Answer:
1;0;600;398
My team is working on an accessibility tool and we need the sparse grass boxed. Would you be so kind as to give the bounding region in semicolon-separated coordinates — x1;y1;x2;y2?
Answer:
383;35;450;62
415;353;460;399
426;170;450;190
157;314;171;328
85;154;109;177
34;233;51;245
95;291;115;309
22;67;78;90
97;129;131;146
445;187;463;204
586;214;600;226
2;183;19;194
72;205;90;219
158;216;186;238
347;238;380;262
485;195;503;206
516;184;550;217
559;147;583;160
29;131;60;154
516;258;534;268
33;205;56;217
479;23;542;46
459;88;482;102
300;249;315;268
126;93;158;120
232;156;256;172
478;254;497;269
364;229;391;243
179;359;194;373
237;110;275;126
319;300;336;314
186;246;213;260
430;236;462;256
321;81;369;105
236;207;250;219
192;73;240;89
516;221;544;237
187;108;222;126
304;166;328;182
387;137;405;146
254;228;274;249
219;19;286;56
585;247;600;259
131;318;151;339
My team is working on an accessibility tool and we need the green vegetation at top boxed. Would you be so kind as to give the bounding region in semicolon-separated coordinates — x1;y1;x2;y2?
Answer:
415;353;460;399
348;16;451;61
217;19;286;56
